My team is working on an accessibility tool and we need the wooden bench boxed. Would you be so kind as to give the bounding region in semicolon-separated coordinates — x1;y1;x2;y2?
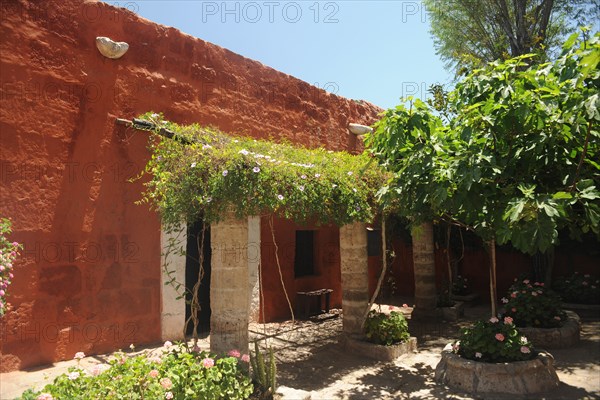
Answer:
296;289;333;319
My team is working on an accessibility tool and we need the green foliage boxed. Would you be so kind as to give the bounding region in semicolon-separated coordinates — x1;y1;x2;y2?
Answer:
250;341;277;399
364;310;410;346
20;343;253;400
452;275;469;296
455;317;535;363
423;0;597;75
366;33;600;255
553;272;600;304
0;217;22;316
138;114;387;228
502;279;566;328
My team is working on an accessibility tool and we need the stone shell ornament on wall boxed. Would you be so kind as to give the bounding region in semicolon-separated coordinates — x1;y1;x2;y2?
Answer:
96;36;129;59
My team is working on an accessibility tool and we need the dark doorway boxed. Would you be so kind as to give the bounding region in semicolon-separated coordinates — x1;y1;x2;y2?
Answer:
185;220;211;335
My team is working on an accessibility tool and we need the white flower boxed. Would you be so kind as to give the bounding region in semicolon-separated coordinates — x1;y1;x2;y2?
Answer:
239;149;249;155
299;185;305;191
222;170;228;177
301;175;307;179
68;371;80;380
352;188;357;192
489;317;499;323
206;197;212;203
347;171;353;176
501;297;508;304
253;166;260;173
315;173;321;178
332;184;338;188
475;352;482;358
202;144;212;149
164;341;173;348
190;162;196;168
277;194;284;201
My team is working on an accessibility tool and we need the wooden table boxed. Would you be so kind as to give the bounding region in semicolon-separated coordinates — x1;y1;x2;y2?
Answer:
296;289;333;319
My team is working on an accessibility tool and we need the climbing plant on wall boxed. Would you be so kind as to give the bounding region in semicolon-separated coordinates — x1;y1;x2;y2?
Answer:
139;114;387;228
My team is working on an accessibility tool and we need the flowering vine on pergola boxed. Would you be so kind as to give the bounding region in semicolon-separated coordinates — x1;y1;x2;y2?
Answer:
138;113;388;227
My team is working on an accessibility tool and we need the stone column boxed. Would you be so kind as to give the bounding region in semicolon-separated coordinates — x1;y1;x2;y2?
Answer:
412;221;437;318
247;216;261;322
210;215;250;355
160;224;186;341
340;222;369;336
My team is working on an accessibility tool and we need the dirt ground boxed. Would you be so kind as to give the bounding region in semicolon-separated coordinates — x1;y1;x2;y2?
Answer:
250;303;600;400
1;302;599;399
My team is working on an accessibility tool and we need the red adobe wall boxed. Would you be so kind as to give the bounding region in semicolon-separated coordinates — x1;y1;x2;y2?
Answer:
0;0;381;372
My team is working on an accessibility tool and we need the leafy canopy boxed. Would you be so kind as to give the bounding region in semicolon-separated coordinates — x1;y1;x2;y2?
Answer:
139;115;387;227
423;0;598;75
366;33;600;255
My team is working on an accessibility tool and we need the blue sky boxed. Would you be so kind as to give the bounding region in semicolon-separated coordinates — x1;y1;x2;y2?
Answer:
130;1;453;109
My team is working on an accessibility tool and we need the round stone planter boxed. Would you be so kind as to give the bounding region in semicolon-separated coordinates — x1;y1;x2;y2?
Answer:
435;344;560;396
518;310;580;349
343;336;417;361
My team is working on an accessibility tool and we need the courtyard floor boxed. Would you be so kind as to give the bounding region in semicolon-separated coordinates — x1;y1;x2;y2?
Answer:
1;302;599;399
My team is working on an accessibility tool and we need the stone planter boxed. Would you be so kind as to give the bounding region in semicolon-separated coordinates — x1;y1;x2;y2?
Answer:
450;293;479;303
518;310;580;349
344;336;417;362
435;344;560;396
441;301;464;321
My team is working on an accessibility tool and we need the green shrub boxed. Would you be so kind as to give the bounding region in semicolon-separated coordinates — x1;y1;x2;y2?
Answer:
501;279;566;328
553;272;600;305
454;317;534;363
20;343;253;400
364;310;410;346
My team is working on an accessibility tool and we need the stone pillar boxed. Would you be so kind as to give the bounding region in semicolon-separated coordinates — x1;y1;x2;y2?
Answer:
340;222;369;336
412;222;437;318
247;216;261;322
210;215;250;355
160;224;186;341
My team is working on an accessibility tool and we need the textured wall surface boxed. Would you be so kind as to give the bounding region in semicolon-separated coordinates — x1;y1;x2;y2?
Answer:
339;222;368;335
0;0;381;371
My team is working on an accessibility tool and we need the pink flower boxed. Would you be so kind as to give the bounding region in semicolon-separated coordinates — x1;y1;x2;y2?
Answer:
241;354;250;363
554;316;561;321
202;357;215;368
503;316;513;325
164;341;172;348
36;394;54;400
90;364;110;376
521;346;531;354
512;307;517;312
495;333;505;342
584;274;591;278
74;352;85;360
532;292;538;296
148;369;159;378
511;292;517;298
68;371;80;380
389;306;395;310
583;281;589;286
475;352;482;358
523;279;530;284
402;303;409;308
165;392;174;400
228;349;241;358
160;377;173;389
489;317;499;323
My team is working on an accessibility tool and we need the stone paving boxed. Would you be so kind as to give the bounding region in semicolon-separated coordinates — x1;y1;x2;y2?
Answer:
1;304;599;399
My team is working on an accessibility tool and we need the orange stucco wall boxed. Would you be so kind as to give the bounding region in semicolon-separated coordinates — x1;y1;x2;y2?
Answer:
0;0;381;371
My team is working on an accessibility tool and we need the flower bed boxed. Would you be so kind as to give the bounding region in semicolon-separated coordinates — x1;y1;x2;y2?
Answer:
435;344;559;395
20;343;253;400
553;272;600;305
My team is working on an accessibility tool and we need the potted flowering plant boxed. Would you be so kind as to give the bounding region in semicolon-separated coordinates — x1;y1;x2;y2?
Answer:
451;275;469;296
553;272;600;305
364;309;410;346
435;316;559;395
345;308;417;361
500;279;580;348
453;316;533;363
501;279;566;328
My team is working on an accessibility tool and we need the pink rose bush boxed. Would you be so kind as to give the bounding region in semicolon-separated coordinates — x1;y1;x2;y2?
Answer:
453;315;534;363
502;278;566;328
20;342;253;399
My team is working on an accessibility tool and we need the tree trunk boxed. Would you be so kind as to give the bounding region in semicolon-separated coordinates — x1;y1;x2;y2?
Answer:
412;222;437;312
488;238;498;317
